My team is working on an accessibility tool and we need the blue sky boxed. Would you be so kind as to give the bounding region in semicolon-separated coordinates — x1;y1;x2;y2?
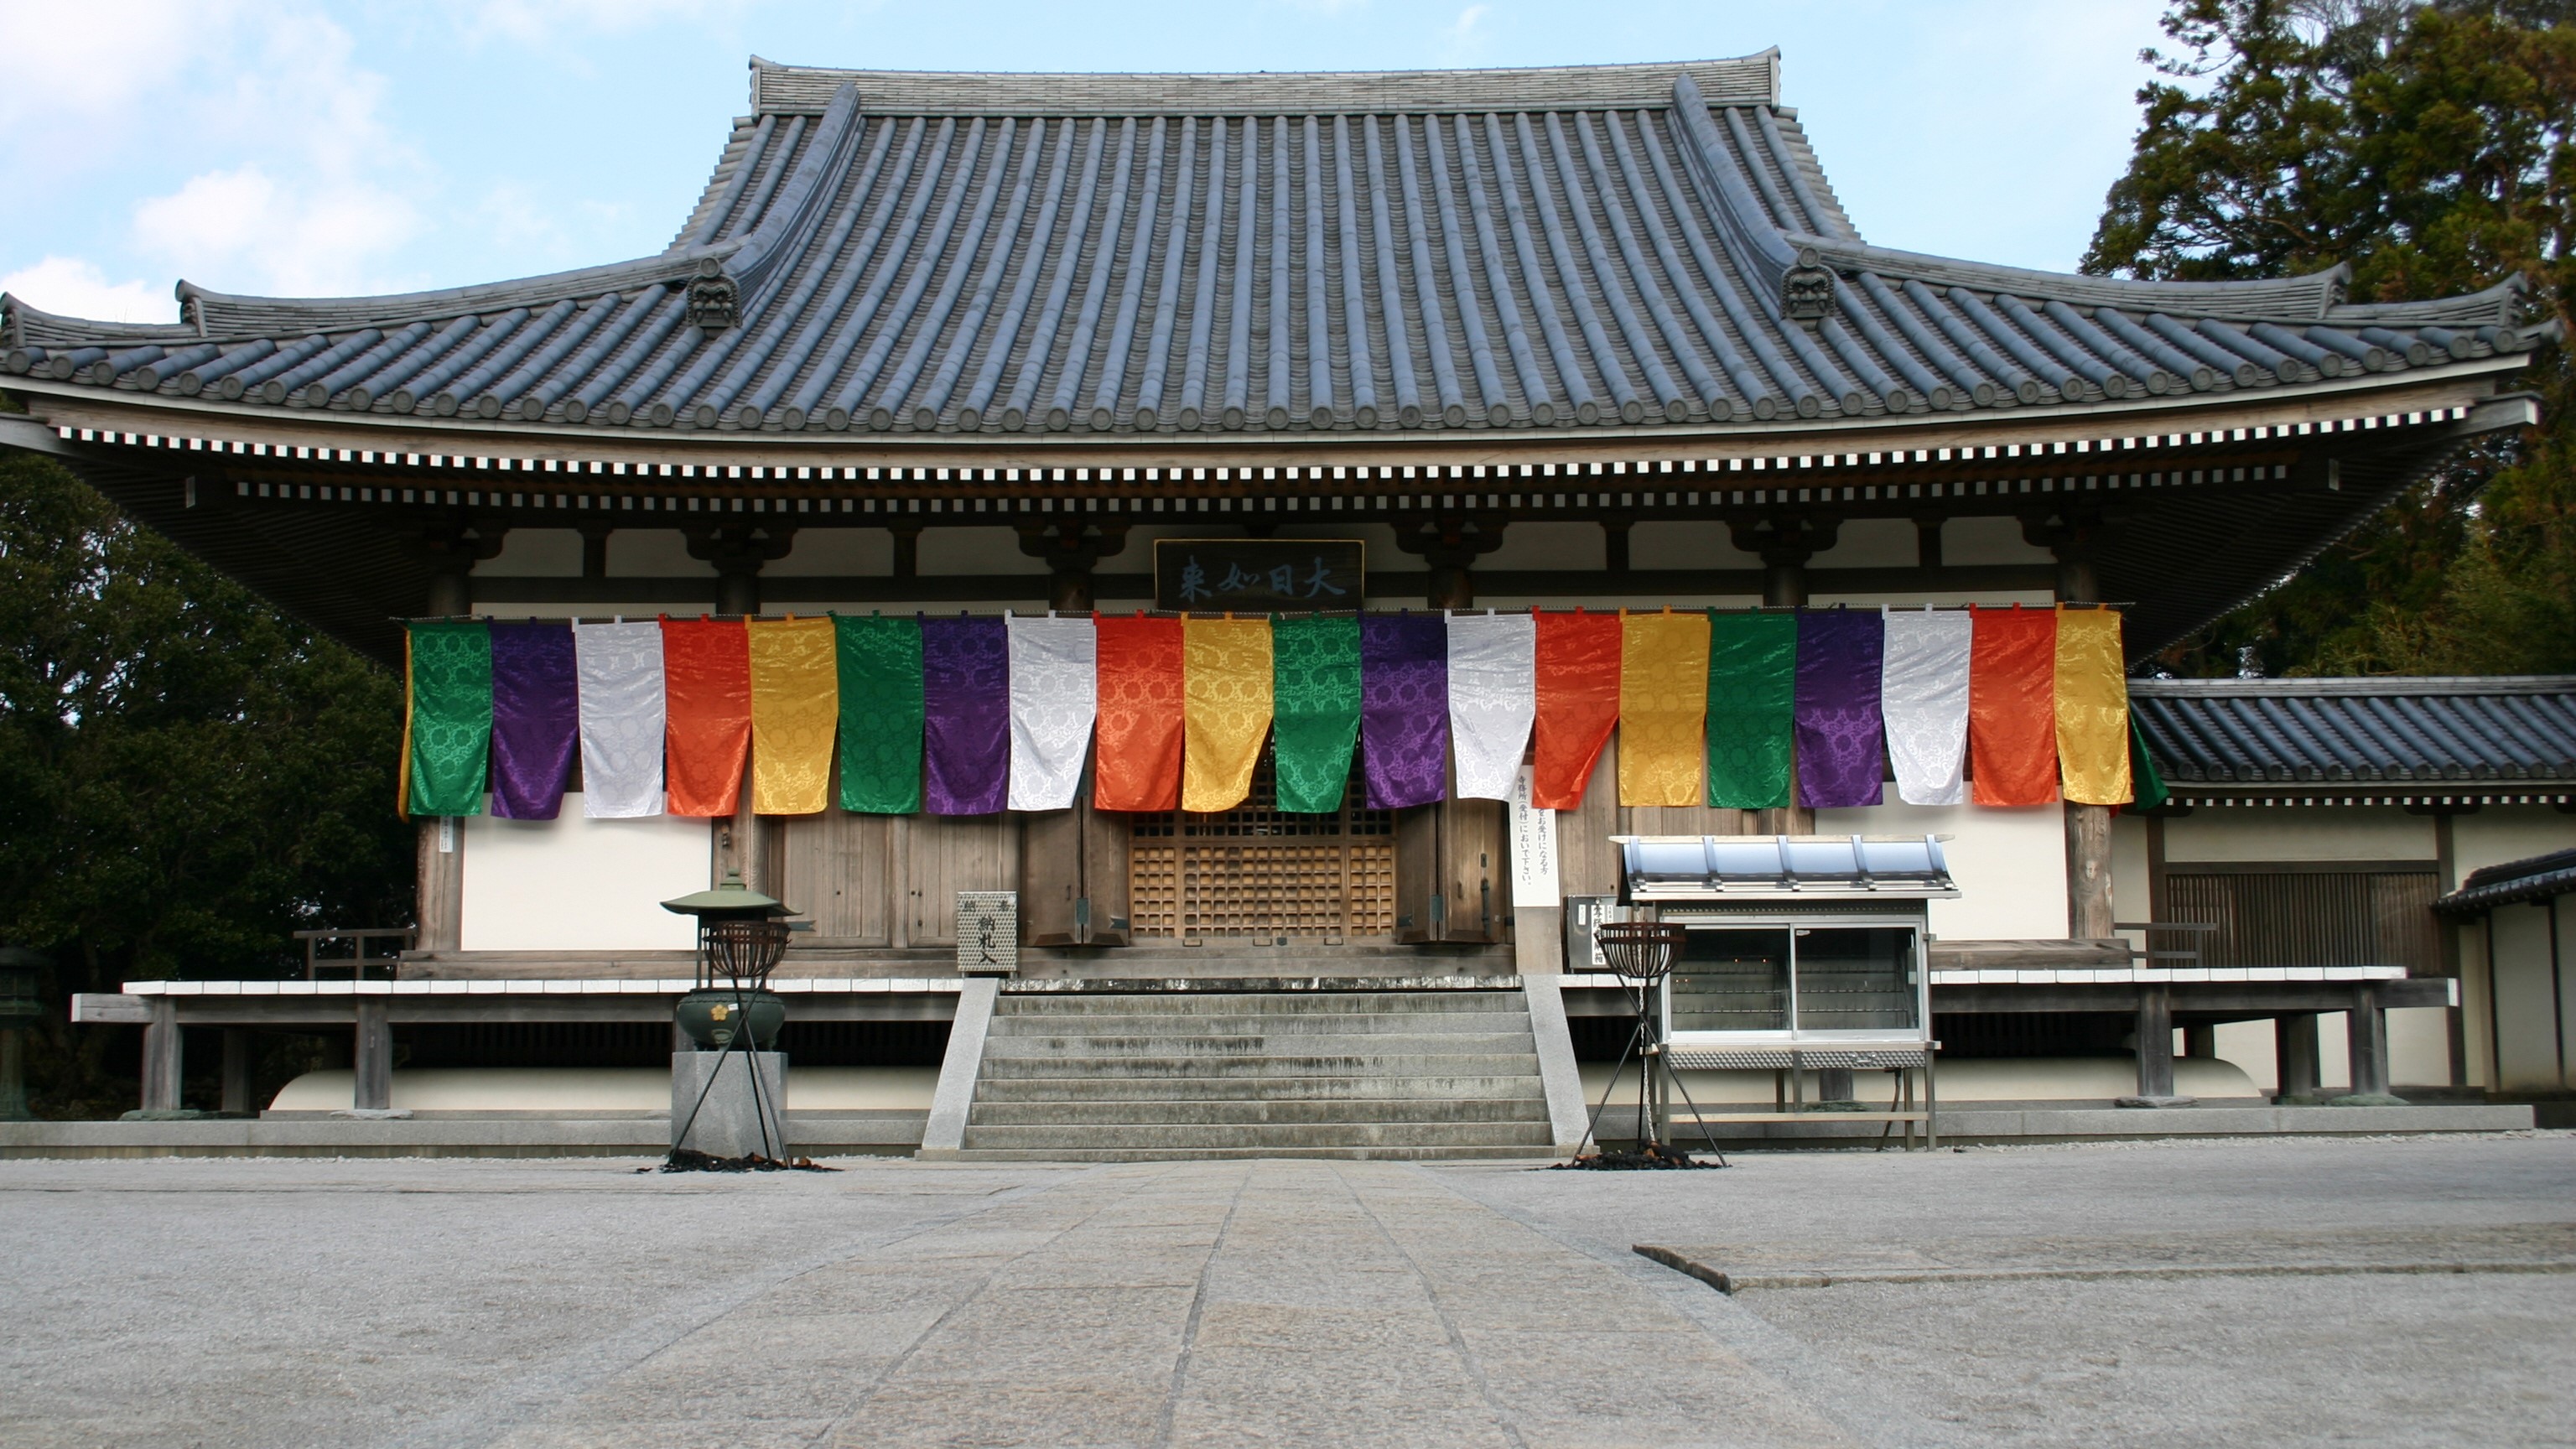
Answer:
0;2;2174;322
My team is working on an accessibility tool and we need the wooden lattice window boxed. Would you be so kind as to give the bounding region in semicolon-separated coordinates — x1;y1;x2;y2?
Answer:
1129;750;1394;943
2163;867;2440;971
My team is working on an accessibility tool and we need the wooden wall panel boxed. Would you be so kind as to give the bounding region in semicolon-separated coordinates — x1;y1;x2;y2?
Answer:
907;813;1017;947
780;809;892;945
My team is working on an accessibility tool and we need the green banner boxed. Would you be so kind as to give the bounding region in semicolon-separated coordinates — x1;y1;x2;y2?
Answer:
405;621;493;817
1705;610;1796;809
1270;614;1361;813
2127;715;2170;813
836;615;924;813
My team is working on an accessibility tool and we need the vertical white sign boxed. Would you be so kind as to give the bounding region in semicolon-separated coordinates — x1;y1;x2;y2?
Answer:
1507;765;1561;907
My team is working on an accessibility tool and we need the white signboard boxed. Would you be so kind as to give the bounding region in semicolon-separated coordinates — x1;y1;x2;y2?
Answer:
955;891;1019;975
1506;766;1561;908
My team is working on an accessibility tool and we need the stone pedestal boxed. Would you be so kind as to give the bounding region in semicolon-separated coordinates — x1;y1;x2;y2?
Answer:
671;1051;788;1159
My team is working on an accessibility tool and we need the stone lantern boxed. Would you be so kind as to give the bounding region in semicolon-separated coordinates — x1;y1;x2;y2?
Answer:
660;874;797;1160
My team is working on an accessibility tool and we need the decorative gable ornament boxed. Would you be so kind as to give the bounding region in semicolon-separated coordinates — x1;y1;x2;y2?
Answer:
1783;247;1836;326
688;262;740;337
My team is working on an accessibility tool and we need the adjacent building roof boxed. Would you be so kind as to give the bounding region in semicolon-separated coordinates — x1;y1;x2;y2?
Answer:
2436;848;2576;915
2;55;2548;443
2131;675;2576;800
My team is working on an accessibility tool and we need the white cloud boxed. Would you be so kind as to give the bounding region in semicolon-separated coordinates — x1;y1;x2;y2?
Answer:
132;167;419;299
0;3;241;129
1439;4;1492;63
0;257;169;324
462;0;751;44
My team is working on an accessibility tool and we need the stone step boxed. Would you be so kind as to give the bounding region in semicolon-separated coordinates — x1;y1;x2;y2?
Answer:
970;1073;1550;1103
992;991;1523;1016
947;1145;1557;1162
966;1097;1551;1127
977;1052;1542;1080
985;1010;1537;1036
957;1120;1555;1152
979;1031;1539;1058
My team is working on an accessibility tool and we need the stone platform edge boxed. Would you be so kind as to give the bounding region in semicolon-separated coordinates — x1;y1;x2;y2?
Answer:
1598;1102;2537;1144
0;1112;927;1159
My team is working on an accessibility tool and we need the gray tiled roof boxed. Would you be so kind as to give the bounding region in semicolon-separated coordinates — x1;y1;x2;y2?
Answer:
2436;848;2576;914
2131;676;2576;787
1;56;2549;439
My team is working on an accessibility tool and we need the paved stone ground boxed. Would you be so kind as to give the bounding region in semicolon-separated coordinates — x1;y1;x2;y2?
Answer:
0;1134;2568;1447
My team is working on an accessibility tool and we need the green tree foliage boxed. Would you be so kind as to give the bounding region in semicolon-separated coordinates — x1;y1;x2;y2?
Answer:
2085;0;2576;675
0;454;413;1114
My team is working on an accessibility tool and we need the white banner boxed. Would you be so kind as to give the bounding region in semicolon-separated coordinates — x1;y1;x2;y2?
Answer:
1447;611;1537;801
1882;607;1972;805
573;621;666;818
1507;764;1561;907
1005;615;1098;812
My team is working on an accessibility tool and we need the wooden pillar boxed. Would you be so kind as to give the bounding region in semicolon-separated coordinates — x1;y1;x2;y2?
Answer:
353;1001;392;1111
1602;516;1633;574
0;1026;25;1120
889;524;921;579
415;815;463;953
2065;801;2115;939
688;523;794;617
1394;514;1504;610
220;1028;253;1115
2181;1024;2216;1058
141;997;182;1113
2433;810;2468;1086
2276;1013;2321;1101
1733;516;1831;837
1018;522;1128;615
2346;984;2392;1098
2133;985;2176;1099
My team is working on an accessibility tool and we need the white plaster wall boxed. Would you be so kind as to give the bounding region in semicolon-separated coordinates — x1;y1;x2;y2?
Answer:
2212;1005;2447;1092
2454;807;2576;875
1806;590;2054;608
2111;813;2150;956
1630;520;1757;570
461;799;708;952
1941;515;2054;565
1809;517;1915;569
1814;801;2067;941
2162;807;2434;863
606;530;711;576
1481;522;1600;572
767;528;892;575
480;528;582;577
919;527;1046;575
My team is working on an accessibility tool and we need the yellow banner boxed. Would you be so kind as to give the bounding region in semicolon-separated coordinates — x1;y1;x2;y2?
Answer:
2054;608;2132;806
749;617;839;814
1618;610;1711;807
1182;617;1275;813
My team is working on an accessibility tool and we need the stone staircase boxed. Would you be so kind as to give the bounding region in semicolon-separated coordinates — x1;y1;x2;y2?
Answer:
953;989;1556;1161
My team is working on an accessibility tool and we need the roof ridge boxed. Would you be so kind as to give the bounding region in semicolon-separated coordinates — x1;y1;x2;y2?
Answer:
1802;237;2354;322
2132;675;2576;697
745;53;1783;117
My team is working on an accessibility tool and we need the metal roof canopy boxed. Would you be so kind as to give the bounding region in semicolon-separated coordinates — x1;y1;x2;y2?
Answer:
1615;834;1960;902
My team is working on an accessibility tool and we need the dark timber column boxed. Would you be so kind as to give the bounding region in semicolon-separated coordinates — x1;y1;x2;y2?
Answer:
141;997;181;1113
2132;984;2178;1101
687;522;797;617
1732;515;1836;836
220;1028;253;1116
1017;522;1130;613
2347;984;2393;1099
354;1001;392;1112
2276;1013;2322;1102
1396;514;1505;609
2033;508;2116;940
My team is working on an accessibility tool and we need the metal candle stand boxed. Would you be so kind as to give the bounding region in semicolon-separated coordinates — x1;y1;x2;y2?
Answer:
662;874;796;1166
1575;920;1728;1168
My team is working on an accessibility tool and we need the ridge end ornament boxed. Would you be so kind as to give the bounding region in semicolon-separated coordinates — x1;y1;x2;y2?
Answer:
688;262;741;337
1783;247;1836;326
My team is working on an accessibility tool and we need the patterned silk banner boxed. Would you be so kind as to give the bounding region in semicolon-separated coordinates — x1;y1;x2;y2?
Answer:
1182;617;1275;813
2128;717;2170;813
2054;608;2132;805
406;621;492;818
574;621;666;818
1360;614;1450;810
662;618;752;817
922;616;1010;814
1794;609;1886;808
489;622;578;819
1969;605;2059;806
748;617;838;814
835;615;923;814
1093;615;1185;812
1704;610;1795;809
1618;610;1711;807
1446;612;1536;802
1272;614;1361;813
1880;608;1971;806
1531;609;1622;810
1005;615;1098;812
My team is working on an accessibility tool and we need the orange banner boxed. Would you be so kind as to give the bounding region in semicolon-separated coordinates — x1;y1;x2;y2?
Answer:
1968;605;2058;806
662;617;751;817
1533;609;1623;810
1093;615;1185;812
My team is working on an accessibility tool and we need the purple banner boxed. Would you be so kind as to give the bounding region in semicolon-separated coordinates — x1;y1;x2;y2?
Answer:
489;622;579;819
1794;608;1886;808
922;616;1010;814
1360;614;1450;810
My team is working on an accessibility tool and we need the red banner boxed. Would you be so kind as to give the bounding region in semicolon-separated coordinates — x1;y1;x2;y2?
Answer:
1093;615;1186;812
1968;605;2059;806
662;617;751;817
1532;608;1623;809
